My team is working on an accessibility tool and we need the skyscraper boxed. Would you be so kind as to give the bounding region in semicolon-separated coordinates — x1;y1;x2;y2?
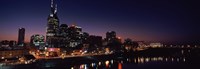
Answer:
30;34;45;50
68;25;83;47
18;28;25;46
46;0;60;47
46;0;85;48
106;31;116;41
59;24;69;47
60;24;68;37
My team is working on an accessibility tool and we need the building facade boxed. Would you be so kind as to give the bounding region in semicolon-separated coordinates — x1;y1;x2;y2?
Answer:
18;28;25;46
46;0;60;48
0;49;28;58
0;40;16;49
46;0;85;48
105;31;117;43
30;34;45;50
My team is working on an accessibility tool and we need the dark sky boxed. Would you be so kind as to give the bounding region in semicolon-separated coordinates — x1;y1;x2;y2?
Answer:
0;0;200;43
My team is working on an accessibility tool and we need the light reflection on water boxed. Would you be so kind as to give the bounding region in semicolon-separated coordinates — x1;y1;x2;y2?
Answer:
69;49;193;69
135;57;186;64
1;49;198;69
69;56;187;69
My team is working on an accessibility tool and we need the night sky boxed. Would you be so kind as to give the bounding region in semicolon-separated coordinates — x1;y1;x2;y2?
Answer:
0;0;200;43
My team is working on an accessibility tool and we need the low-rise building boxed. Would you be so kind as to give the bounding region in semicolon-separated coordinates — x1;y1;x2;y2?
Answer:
149;43;163;48
0;49;28;58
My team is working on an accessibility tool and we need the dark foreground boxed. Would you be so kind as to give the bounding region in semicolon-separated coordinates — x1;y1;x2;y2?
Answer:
1;48;200;69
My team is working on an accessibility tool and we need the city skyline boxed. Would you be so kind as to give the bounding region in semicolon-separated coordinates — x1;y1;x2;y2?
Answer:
0;0;200;43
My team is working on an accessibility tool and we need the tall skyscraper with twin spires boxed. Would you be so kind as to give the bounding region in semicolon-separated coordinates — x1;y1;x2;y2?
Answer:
46;0;60;47
46;0;86;48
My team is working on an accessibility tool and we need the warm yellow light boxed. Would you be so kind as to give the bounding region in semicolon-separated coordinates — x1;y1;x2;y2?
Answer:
117;37;121;39
105;60;109;66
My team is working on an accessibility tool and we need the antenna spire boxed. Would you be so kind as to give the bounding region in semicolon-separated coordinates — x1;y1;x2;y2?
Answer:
51;0;54;8
54;4;57;14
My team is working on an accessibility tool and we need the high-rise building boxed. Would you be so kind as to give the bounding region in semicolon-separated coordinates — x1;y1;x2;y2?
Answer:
18;28;25;46
68;25;82;39
81;32;89;43
46;0;60;47
60;24;68;37
30;34;45;50
59;24;69;47
68;25;83;47
105;31;116;43
88;35;102;47
45;0;86;48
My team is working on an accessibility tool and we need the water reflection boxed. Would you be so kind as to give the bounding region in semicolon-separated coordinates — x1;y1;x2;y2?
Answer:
135;57;186;64
98;62;101;66
1;49;198;69
105;60;109;68
68;49;193;69
70;56;187;69
118;63;122;69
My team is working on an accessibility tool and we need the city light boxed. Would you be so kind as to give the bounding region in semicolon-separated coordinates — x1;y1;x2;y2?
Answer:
0;0;200;69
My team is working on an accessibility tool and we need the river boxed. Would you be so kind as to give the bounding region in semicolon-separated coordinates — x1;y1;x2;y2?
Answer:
1;48;200;69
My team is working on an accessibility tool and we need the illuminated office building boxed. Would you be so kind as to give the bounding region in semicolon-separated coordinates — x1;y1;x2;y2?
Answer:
106;31;116;40
68;25;83;47
46;0;88;48
105;31;117;44
30;34;45;49
18;28;25;46
46;0;60;48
